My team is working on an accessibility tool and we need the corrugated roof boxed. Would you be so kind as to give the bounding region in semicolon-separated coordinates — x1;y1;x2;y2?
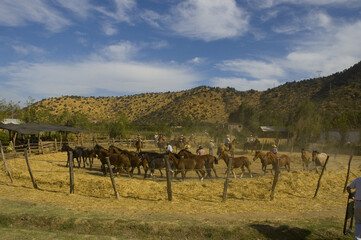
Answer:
260;126;287;132
0;123;89;135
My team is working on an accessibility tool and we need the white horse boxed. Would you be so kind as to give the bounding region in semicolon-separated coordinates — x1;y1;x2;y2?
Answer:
312;150;328;173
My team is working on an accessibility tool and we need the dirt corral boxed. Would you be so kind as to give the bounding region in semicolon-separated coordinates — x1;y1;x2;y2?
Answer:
0;145;360;239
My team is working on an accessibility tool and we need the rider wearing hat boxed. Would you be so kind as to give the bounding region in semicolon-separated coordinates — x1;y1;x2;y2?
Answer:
271;144;278;155
196;145;206;155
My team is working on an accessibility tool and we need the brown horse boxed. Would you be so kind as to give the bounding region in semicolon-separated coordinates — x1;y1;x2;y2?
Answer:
217;139;237;157
168;152;204;181
265;151;291;173
109;145;143;176
93;144;131;176
253;150;273;174
178;149;218;178
218;151;252;178
301;149;312;170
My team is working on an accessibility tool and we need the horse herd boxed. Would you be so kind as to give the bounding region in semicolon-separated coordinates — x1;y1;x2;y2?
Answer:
61;144;329;181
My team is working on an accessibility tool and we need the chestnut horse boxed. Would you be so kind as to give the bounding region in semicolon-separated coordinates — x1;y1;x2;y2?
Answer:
301;149;312;170
253;150;273;174
168;152;204;181
265;151;291;173
178;149;218;178
218;151;252;178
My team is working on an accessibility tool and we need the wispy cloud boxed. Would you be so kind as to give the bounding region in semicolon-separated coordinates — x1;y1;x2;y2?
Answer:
12;44;45;55
0;0;71;32
163;0;249;41
216;59;285;79
1;61;200;98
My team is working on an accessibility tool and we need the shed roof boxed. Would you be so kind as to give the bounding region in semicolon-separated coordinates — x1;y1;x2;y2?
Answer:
0;123;89;135
259;126;287;132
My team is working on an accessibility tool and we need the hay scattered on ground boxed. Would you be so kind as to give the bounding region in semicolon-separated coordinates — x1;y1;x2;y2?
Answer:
0;150;360;221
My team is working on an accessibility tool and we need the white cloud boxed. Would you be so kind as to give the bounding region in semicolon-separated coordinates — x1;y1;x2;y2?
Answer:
12;44;45;55
283;20;361;77
0;0;71;32
250;0;361;9
272;10;332;34
1;60;200;99
188;57;205;65
211;77;279;91
165;0;249;41
55;0;92;19
216;59;285;79
102;22;119;36
101;41;139;61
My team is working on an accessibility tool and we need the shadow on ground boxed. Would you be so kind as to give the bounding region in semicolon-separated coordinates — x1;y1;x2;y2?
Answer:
249;223;311;240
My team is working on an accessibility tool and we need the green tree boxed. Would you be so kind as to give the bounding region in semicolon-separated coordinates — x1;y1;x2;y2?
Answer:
228;103;259;135
288;100;322;147
107;113;129;139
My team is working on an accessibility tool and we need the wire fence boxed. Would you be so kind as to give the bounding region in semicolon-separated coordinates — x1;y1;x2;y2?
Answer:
1;140;361;202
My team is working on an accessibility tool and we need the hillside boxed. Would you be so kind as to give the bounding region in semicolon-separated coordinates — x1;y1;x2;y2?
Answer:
33;61;361;124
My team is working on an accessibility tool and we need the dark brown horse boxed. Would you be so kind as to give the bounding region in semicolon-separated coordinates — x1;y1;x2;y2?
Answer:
265;151;291;173
109;145;142;176
93;144;131;176
253;150;273;174
218;151;253;178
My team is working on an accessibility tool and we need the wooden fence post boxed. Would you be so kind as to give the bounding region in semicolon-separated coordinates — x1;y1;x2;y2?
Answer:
343;155;353;193
106;157;119;199
54;138;58;152
39;139;45;154
222;157;233;202
270;158;280;201
0;140;13;183
24;149;38;189
27;139;31;156
165;157;173;201
313;155;330;198
68;151;75;194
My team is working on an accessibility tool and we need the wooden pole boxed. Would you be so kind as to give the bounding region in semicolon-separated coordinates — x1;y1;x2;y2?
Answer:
40;139;45;154
222;157;233;202
313;156;330;198
24;149;38;189
106;157;119;199
0;140;13;183
60;133;63;149
343;155;353;193
165;157;173;201
270;158;280;201
68;151;74;194
27;139;31;156
54;138;58;152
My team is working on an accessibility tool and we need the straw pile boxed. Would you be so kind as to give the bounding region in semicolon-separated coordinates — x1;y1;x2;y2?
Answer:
0;150;359;221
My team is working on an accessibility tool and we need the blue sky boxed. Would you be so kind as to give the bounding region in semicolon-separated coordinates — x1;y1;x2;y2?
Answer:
1;0;361;105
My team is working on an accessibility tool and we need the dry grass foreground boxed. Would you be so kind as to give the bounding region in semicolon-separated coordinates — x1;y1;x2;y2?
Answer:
0;146;360;239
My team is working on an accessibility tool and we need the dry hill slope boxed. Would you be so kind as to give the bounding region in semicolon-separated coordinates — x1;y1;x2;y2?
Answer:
33;61;361;124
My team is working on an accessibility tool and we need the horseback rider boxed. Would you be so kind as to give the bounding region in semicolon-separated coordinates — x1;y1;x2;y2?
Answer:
271;144;278;155
225;135;231;148
196;145;206;155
